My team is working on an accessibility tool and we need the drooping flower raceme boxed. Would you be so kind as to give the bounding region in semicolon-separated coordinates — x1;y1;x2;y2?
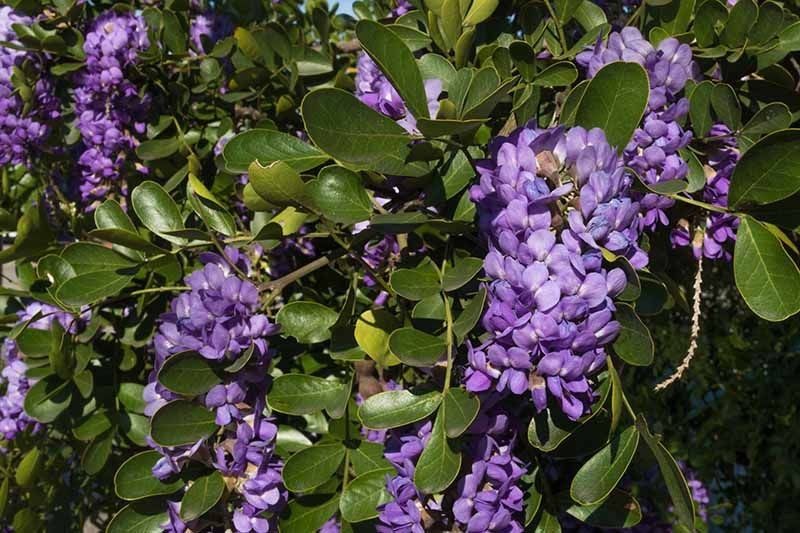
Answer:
145;247;286;532
671;124;739;261
0;7;60;168
0;302;89;440
377;403;527;532
73;12;150;211
577;28;695;230
466;125;643;421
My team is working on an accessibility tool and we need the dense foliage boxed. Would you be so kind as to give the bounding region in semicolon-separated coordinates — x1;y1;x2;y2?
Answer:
1;0;799;531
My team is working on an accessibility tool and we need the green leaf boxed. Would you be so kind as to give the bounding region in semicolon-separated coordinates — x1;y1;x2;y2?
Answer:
710;83;741;130
114;451;183;501
414;411;462;493
565;489;642;528
530;508;561;533
339;468;394;522
0;198;53;264
73;411;113;441
56;270;136;307
187;174;236;236
280;495;340;533
277;301;339;344
510;41;537;82
389;327;447;366
15;448;40;488
749;1;783;44
131;181;186;245
107;501;168;533
532;62;578;87
61;242;138;274
119;382;147;414
694;0;727;47
248;160;308;207
359;388;442;429
349;441;391;475
733;217;800;321
570;426;639;505
354;309;401;366
157;351;222;396
149;400;217;447
729;129;800;207
88;229;164;256
463;0;499;25
719;0;757;48
94;199;150;258
442;387;479;438
307;166;372;225
442;256;483;291
180;471;225;521
689;81;714;138
524;469;543;526
82;430;113;474
276;425;314;457
136;138;180;161
16;327;51;358
612;303;654;366
49;319;73;379
740;102;792;141
391;261;441;300
222;129;328;173
575;62;649;150
302;88;430;177
282;443;346;493
681;148;706;193
268;374;348;415
635;415;695;530
356;20;429;120
453;286;487;342
23;375;72;423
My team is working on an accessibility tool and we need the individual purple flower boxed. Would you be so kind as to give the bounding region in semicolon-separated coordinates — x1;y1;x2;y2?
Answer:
391;0;414;17
319;517;341;533
467;124;638;420
355;53;442;134
671;124;739;261
189;12;233;55
73;11;150;211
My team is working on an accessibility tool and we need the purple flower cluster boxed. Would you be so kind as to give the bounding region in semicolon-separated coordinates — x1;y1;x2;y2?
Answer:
466;125;642;420
377;404;527;532
189;12;233;55
0;302;89;440
144;247;286;532
73;12;150;211
671;124;739;261
0;7;60;168
577;28;695;230
355;53;442;135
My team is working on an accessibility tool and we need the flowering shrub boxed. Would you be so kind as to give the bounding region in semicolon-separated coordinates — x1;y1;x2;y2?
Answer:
1;0;799;531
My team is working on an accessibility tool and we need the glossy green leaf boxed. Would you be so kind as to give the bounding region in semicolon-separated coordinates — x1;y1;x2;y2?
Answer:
729;129;800;207
719;0;757;48
532;62;578;87
282;443;346;493
463;0;499;25
268;374;348;415
733;217;800;321
187;174;236;236
157;351;222;396
442;387;479;438
571;426;639;505
119;383;147;414
356;20;429;120
635;415;695;530
180;471;225;521
280;495;340;533
565;489;642;528
73;411;113;441
107;501;168;533
354;309;401;366
740;102;792;143
339;468;394;522
689;81;714;138
359;388;442;429
82;430;113;474
612;303;654;366
277;301;339;344
23;375;72;423
389;327;446;367
136;138;180;161
575;62;649;150
114;451;183;501
524;469;543;526
391;261;441;300
307;166;372;225
222;129;328;173
131;181;186;245
710;83;741;130
16;327;51;358
453;286;487;342
302;89;429;177
442;256;483;291
531;508;562;533
249;160;307;207
349;441;391;475
149;400;217;447
413;412;461;493
15;448;40;488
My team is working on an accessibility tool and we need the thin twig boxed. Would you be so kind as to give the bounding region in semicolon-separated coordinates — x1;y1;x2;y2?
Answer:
655;258;704;391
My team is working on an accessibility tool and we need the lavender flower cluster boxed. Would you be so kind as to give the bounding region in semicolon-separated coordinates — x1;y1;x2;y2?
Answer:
0;302;88;440
73;12;150;211
577;27;695;230
0;7;60;168
671;124;740;261
144;247;287;533
189;11;233;55
377;402;527;532
466;125;643;420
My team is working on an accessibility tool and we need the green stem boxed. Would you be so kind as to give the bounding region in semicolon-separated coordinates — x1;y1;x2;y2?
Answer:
543;0;568;54
668;193;738;216
130;286;190;296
